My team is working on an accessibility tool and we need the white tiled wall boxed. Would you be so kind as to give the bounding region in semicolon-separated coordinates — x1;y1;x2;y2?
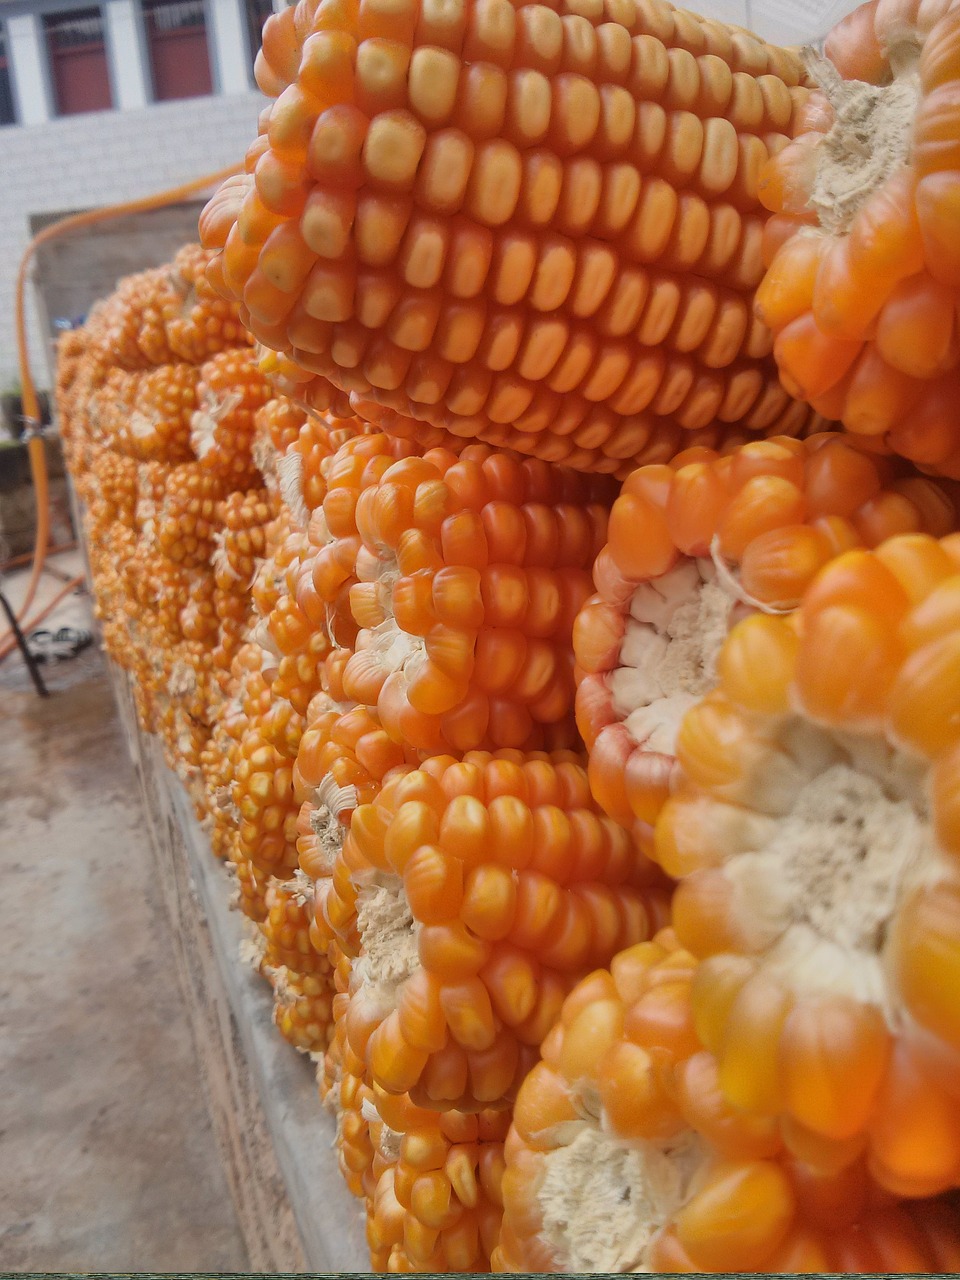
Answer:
0;91;262;391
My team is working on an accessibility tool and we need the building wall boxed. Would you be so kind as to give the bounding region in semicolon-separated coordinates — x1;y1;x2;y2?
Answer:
0;88;262;391
0;0;265;392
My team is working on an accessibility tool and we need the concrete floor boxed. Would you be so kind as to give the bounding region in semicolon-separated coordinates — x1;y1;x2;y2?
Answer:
0;566;249;1270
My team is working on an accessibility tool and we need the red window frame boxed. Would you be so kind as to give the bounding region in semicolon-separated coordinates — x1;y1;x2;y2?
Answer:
142;0;212;102
44;8;112;116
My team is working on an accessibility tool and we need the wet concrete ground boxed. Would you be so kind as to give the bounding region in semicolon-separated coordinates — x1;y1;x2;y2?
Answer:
0;592;248;1270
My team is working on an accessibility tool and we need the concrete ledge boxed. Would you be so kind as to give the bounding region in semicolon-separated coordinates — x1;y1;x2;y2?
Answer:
105;662;369;1273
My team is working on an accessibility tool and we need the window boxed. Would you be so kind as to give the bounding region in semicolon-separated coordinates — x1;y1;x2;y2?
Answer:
245;0;273;71
44;8;112;115
142;0;212;101
0;27;16;126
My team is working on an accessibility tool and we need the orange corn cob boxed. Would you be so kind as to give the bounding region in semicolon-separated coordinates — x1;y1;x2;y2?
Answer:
66;310;110;400
157;700;210;794
323;976;509;1273
318;949;352;1107
95;247;248;369
214;488;275;590
336;1058;379;1203
756;0;960;475
295;410;375;514
136;459;172;524
495;929;767;1272
163;637;215;724
200;0;829;475
258;347;355;423
759;1197;960;1273
228;835;272;923
292;433;420;654
212;592;258;688
574;434;957;838
262;521;331;655
88;368;135;450
191;347;272;486
256;401;369;520
295;700;413;843
228;544;338;873
231;715;301;877
89;450;138;529
163;243;251;363
495;928;960;1272
269;637;339;715
295;694;416;966
274;966;337;1052
656;533;960;1196
180;569;219;644
121;546;191;639
364;1085;509;1272
259;878;337;1051
202;721;245;857
259;394;310;456
329;750;670;1111
120;364;201;462
55;329;86;423
156;463;228;568
328;441;612;754
258;535;340;715
209;639;262;744
251;510;301;618
259;696;307;760
104;267;178;369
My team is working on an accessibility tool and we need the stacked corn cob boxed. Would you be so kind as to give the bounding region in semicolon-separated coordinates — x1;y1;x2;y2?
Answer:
57;247;348;1058
57;0;960;1267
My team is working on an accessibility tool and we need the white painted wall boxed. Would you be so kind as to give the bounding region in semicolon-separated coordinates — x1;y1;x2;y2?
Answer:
207;0;255;96
103;0;150;110
6;12;52;125
0;91;263;390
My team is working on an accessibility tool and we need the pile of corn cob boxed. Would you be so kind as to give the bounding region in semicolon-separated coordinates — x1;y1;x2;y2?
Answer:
57;0;960;1268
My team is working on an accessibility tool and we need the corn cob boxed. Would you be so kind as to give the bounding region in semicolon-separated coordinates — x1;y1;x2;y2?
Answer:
327;750;670;1110
191;347;272;486
156;463;228;567
655;533;960;1196
260;878;337;1052
322;439;612;753
573;434;957;838
200;0;834;475
164;243;252;363
121;364;201;462
495;928;960;1272
756;0;960;476
180;569;219;645
89;450;139;529
364;1085;509;1272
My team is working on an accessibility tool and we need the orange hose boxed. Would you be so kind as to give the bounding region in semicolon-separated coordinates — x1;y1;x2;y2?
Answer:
5;161;241;654
22;435;49;621
0;574;85;664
